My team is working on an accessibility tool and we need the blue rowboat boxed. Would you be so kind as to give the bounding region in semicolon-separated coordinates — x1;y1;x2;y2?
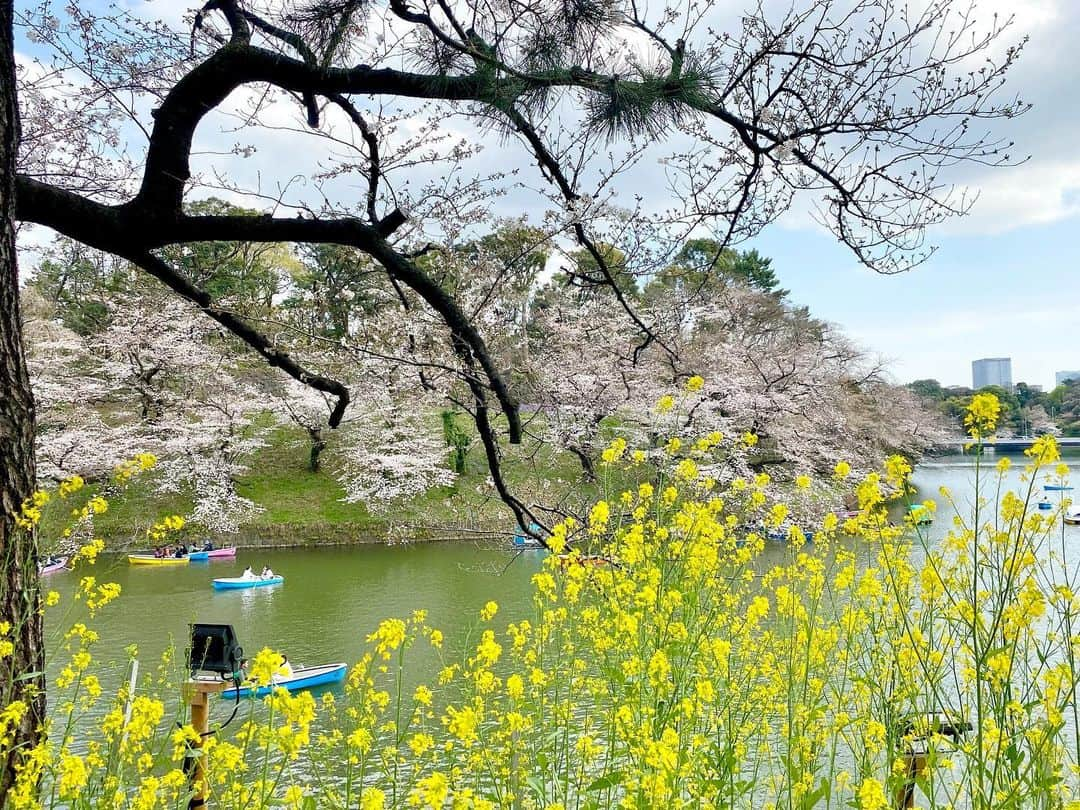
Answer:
511;522;545;549
212;576;284;591
907;505;933;525
511;533;544;549
1045;485;1074;492
221;663;347;699
764;527;814;543
1038;501;1054;511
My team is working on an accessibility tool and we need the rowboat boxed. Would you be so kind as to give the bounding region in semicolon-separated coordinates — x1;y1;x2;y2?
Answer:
212;575;283;590
39;556;68;575
764;525;815;543
186;546;238;561
128;554;189;566
735;524;814;546
511;533;545;549
1065;509;1080;526
511;522;545;549
907;505;933;526
1045;485;1074;492
220;663;347;699
222;663;347;699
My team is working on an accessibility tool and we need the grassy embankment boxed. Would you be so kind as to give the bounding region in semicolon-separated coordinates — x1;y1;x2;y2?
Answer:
43;417;597;549
38;413;837;551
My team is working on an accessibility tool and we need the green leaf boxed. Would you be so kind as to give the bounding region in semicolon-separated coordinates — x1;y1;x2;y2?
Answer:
524;774;546;798
798;777;830;809
586;771;624;791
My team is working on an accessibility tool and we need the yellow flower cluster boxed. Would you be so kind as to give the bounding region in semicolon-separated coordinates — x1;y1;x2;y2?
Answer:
15;490;50;529
5;395;1080;808
247;648;289;686
600;437;627;465
148;514;185;543
75;575;122;617
964;391;1001;438
115;452;158;484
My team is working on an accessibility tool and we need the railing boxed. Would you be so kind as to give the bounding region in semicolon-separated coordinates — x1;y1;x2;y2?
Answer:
941;436;1080;449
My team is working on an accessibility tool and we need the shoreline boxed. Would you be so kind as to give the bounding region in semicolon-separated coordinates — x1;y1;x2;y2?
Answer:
100;521;512;551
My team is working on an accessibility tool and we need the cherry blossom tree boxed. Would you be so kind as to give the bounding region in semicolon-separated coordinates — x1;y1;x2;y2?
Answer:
22;295;144;482
263;378;340;473
671;285;951;480
526;277;950;492
335;389;458;508
25;289;268;535
526;287;660;478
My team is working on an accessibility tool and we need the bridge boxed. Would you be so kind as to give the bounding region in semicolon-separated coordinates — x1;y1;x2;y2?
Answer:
942;436;1080;451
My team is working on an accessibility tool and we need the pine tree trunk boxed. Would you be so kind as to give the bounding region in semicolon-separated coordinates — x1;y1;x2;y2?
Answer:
0;0;46;795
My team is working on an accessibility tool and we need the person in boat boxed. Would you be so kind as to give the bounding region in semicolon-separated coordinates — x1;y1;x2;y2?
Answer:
260;565;275;579
153;546;164;558
241;565;255;579
173;545;186;558
202;539;214;551
270;654;294;685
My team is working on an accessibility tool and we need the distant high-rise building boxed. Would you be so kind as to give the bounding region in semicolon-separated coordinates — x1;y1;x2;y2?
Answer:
972;357;1013;390
1057;370;1080;387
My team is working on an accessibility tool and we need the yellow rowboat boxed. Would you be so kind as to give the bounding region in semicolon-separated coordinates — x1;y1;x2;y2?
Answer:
128;554;190;566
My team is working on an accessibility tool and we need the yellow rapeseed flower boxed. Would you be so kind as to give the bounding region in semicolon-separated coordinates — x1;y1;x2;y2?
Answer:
57;751;89;798
964;392;1000;438
58;475;85;498
857;777;889;810
366;619;407;658
247;648;287;686
361;788;386;809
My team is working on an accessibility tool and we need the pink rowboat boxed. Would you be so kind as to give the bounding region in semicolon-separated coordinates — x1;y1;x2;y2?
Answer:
187;546;238;561
39;556;69;575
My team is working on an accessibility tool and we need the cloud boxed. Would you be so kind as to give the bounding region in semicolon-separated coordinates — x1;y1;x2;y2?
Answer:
938;159;1080;235
772;148;1080;243
975;0;1060;31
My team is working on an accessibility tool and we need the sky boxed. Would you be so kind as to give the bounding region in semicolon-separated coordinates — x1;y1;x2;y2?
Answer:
754;1;1080;391
13;0;1080;391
